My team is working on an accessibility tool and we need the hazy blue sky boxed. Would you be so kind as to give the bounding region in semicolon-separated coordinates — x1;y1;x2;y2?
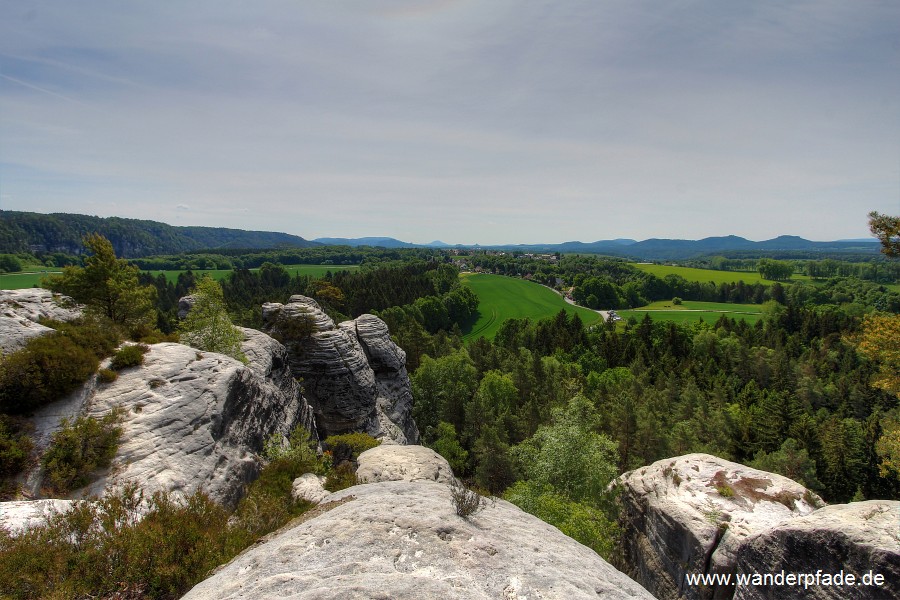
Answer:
1;1;898;244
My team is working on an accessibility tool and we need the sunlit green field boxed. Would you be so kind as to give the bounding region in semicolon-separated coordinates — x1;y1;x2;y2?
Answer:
460;273;602;341
629;263;812;286
0;265;360;289
619;300;764;325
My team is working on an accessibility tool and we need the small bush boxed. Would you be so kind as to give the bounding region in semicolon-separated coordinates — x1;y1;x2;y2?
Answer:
324;462;358;492
322;432;380;466
450;478;486;519
717;484;735;498
97;368;118;383
110;344;149;371
0;416;33;499
0;334;99;414
672;297;683;305
42;317;121;359
42;411;122;494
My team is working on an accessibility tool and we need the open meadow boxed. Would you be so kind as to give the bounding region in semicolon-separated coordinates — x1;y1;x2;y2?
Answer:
460;273;602;340
628;263;813;286
619;300;764;325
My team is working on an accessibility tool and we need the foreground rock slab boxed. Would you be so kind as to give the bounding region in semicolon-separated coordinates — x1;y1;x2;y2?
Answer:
0;499;75;534
733;500;900;600
183;480;653;600
616;453;821;600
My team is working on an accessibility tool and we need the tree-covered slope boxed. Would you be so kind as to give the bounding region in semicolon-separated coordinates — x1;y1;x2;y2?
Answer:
0;211;318;257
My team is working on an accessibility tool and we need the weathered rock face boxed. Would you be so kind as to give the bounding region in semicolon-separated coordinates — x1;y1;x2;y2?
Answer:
262;295;419;444
79;334;317;507
0;499;75;534
356;444;454;485
733;500;900;600
616;453;821;600
0;288;81;353
184;479;653;598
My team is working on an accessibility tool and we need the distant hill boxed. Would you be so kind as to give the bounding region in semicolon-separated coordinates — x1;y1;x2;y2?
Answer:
0;211;319;258
313;237;418;248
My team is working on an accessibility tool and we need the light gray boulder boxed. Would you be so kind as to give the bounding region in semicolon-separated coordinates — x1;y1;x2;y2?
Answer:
262;295;419;444
183;479;654;600
616;453;821;600
356;444;454;485
0;499;75;535
733;500;900;600
0;288;81;353
291;473;329;504
80;339;315;507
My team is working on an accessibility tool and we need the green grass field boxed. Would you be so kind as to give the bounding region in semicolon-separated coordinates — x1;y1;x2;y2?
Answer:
0;265;360;289
460;273;603;341
629;263;813;286
619;300;764;325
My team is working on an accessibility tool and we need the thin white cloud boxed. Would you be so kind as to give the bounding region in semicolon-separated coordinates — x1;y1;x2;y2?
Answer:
1;0;898;243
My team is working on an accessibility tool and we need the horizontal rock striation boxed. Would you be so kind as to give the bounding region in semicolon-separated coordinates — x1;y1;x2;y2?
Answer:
733;500;900;600
262;295;418;444
616;453;821;600
0;288;82;353
80;335;316;507
183;447;653;600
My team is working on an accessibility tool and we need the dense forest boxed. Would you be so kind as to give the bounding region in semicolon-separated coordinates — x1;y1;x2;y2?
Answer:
3;231;900;565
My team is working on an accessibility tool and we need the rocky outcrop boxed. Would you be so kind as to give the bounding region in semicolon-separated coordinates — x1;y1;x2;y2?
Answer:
733;500;900;600
262;295;419;444
0;288;81;353
616;453;821;600
356;443;454;485
0;499;75;534
77;334;317;507
183;450;653;599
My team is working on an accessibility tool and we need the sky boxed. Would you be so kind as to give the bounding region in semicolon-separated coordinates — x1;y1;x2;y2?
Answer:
1;1;898;245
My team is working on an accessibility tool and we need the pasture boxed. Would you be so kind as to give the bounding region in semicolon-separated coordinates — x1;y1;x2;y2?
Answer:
619;300;764;325
460;273;602;341
629;263;812;286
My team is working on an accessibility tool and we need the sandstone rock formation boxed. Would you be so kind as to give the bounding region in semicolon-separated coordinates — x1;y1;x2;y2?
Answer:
356;443;454;485
76;332;317;507
183;452;653;599
291;473;329;504
733;500;900;600
616;453;821;600
0;288;81;353
0;499;75;534
262;295;419;444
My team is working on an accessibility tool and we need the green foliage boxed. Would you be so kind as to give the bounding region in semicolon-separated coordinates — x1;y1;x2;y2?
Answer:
97;367;118;383
0;334;99;414
43;233;157;333
750;438;822;491
322;432;381;461
672;296;683;305
412;350;478;442
0;254;23;273
450;477;486;518
324;462;358;492
432;422;469;473
869;211;900;257
41;411;122;494
0;416;33;499
757;258;795;281
504;480;617;559
42;317;122;359
178;276;247;363
109;344;149;371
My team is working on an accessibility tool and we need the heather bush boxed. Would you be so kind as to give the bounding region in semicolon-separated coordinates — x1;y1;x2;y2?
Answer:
110;344;149;371
41;411;122;494
0;334;98;414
